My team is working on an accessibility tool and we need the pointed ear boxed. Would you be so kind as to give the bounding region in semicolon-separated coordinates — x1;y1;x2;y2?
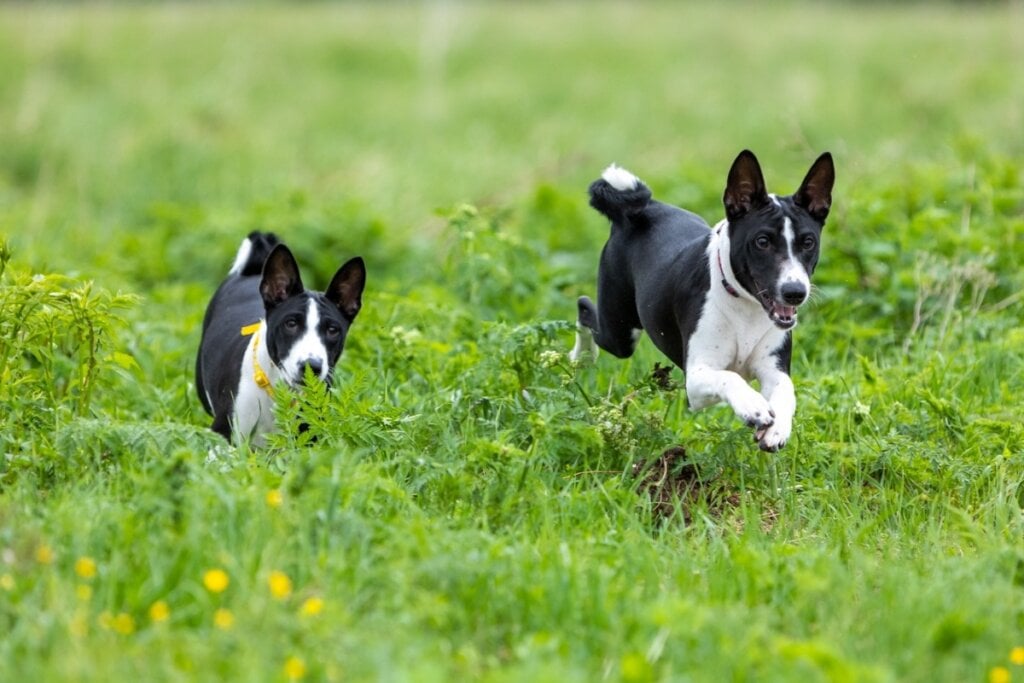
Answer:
326;256;366;320
794;152;835;222
723;150;769;221
260;245;304;309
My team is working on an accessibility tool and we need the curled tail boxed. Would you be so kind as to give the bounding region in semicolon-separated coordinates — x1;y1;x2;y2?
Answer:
228;231;281;277
588;164;652;227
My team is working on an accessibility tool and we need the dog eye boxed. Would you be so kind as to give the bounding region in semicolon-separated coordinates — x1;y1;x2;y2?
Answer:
284;318;300;331
800;235;817;251
755;234;772;249
325;324;342;339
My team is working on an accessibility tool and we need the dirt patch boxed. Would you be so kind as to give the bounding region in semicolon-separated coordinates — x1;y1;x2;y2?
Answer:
633;446;776;532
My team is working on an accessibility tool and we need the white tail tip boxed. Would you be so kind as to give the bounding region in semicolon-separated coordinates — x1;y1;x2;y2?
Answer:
228;236;253;275
601;164;640;192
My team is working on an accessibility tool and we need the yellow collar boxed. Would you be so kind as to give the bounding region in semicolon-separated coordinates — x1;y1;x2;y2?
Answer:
241;322;273;394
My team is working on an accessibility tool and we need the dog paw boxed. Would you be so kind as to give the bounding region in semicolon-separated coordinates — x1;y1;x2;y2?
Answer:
731;392;775;431
755;419;791;452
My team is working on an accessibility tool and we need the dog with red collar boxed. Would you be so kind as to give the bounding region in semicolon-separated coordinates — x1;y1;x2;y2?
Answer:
571;151;834;451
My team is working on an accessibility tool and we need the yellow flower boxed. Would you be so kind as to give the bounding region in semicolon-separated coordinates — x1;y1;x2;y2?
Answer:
0;573;14;591
76;584;93;601
990;666;1011;683
1012;647;1024;666
149;600;170;623
112;612;135;635
299;596;324;617
213;607;234;630
283;656;307;680
75;556;97;579
35;545;54;565
266;489;283;508
268;570;293;600
203;568;230;594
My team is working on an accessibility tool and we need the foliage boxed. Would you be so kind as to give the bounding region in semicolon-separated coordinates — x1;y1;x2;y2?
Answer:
0;3;1023;682
0;245;137;466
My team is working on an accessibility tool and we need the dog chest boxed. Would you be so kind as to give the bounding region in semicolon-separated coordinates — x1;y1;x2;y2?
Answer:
686;293;786;378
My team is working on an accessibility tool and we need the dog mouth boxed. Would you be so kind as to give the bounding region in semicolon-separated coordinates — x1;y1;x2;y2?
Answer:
756;291;799;330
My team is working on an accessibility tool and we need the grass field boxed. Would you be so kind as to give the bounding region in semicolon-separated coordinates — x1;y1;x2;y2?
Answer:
1;2;1023;681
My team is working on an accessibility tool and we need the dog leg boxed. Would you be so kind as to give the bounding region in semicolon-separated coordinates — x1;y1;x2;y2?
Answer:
569;321;599;364
685;365;775;432
573;294;644;362
755;371;795;452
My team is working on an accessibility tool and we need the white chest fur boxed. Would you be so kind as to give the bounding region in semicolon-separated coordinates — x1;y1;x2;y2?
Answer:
232;323;281;446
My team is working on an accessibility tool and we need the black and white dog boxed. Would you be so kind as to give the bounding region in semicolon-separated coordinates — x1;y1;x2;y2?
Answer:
571;151;834;451
196;231;366;445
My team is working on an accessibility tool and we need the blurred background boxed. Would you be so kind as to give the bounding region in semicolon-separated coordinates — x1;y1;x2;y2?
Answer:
1;1;1021;287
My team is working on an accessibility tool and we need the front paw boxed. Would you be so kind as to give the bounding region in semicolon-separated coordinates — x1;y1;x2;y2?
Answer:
731;391;775;431
755;419;791;452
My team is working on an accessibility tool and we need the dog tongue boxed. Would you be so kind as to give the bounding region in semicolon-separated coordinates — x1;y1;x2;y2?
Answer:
773;303;796;319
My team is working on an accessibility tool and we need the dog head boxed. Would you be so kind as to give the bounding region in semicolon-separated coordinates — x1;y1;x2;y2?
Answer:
259;244;366;386
722;150;834;330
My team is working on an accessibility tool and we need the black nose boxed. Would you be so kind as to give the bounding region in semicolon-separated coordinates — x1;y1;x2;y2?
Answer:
780;282;807;305
302;359;324;377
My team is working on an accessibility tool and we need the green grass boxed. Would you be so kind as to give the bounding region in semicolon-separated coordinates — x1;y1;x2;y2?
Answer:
1;2;1024;681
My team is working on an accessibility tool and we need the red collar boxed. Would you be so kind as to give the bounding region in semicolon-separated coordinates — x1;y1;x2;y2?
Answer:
717;248;741;298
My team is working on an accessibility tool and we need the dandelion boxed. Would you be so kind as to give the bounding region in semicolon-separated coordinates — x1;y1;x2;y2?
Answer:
74;556;97;579
283;656;307;680
1012;648;1024;666
213;607;234;630
149;600;170;623
268;570;293;600
0;573;14;591
112;612;135;635
35;545;54;565
76;584;93;601
299;596;324;617
203;568;230;594
990;666;1011;683
266;489;283;508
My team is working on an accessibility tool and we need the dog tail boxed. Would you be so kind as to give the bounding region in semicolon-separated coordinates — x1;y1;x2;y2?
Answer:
229;231;281;277
588;164;652;227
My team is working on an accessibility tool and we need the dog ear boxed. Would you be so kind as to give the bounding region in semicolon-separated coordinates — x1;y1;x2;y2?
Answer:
326;256;366;320
260;245;305;309
794;152;835;222
723;150;769;221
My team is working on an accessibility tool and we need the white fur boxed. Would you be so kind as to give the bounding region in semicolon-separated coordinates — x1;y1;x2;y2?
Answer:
601;164;640;192
778;217;810;299
684;224;795;450
232;321;280;447
228;237;253;276
569;322;599;363
279;299;331;384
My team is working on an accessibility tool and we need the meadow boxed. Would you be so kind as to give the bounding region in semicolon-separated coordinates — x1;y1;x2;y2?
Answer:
1;2;1023;681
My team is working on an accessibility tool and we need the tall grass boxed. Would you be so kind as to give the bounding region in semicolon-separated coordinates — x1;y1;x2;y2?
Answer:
1;3;1023;681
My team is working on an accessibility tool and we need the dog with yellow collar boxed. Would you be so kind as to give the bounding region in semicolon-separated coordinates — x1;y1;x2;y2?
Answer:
195;231;366;445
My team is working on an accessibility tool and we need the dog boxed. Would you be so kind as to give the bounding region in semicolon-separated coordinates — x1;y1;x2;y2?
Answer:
196;231;366;445
570;150;834;451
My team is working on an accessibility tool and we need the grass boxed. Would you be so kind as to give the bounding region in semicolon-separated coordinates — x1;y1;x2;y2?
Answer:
1;2;1023;681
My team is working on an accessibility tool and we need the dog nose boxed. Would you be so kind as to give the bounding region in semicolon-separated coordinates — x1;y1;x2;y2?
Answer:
302;359;324;378
780;282;807;305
